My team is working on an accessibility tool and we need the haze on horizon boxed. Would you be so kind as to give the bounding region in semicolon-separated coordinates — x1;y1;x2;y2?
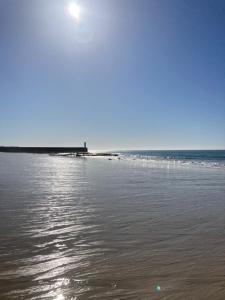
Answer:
0;0;225;150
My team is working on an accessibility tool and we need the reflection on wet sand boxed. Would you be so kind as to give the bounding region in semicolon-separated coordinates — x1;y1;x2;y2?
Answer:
0;153;225;299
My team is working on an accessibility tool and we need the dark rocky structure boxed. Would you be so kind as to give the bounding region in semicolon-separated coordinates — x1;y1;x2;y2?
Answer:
0;144;88;154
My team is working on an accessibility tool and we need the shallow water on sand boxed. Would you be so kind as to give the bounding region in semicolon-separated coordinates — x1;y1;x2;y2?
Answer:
0;153;225;299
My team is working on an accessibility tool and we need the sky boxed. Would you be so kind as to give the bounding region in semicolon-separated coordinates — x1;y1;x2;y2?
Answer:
0;0;225;150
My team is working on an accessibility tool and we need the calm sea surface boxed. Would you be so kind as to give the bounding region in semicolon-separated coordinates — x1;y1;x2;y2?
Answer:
0;151;225;299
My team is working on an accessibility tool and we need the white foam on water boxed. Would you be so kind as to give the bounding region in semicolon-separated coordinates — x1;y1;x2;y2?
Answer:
111;153;225;170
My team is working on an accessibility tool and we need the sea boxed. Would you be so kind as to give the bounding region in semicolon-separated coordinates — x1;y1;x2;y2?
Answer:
0;150;225;300
117;150;225;169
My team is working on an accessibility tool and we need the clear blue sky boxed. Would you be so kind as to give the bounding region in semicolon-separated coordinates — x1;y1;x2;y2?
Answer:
0;0;224;150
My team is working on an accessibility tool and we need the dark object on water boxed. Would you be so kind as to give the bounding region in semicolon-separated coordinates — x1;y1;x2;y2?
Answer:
94;153;118;157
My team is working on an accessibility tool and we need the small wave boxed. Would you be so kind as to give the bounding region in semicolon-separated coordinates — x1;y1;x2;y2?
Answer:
113;153;225;170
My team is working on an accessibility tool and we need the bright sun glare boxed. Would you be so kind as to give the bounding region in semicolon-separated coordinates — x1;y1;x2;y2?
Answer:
68;2;81;22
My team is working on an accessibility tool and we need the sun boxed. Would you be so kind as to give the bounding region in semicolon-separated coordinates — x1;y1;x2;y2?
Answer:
68;2;81;22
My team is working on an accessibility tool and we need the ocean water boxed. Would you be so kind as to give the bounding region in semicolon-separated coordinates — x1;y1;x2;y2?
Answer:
0;151;225;300
116;150;225;169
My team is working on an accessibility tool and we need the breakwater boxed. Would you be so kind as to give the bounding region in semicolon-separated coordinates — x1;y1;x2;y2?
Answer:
0;146;88;154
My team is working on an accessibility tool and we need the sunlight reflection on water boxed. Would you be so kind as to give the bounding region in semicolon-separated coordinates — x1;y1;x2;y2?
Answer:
0;153;225;299
55;293;65;300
